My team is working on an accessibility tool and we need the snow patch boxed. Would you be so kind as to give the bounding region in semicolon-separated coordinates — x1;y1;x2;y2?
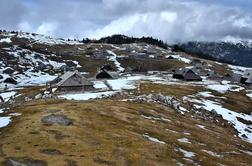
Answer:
206;81;244;93
17;33;81;46
93;81;109;90
0;37;11;43
165;129;178;133
202;150;223;158
177;148;195;158
141;115;171;122
197;91;215;98
246;91;252;100
166;54;191;63
177;138;191;144
228;64;251;75
196;124;206;130
0;116;11;128
107;78;136;90
143;134;166;144
107;50;125;72
58;91;117;101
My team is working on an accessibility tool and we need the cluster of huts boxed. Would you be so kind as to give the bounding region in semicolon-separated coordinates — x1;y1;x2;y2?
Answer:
48;63;252;94
48;64;119;93
172;67;252;87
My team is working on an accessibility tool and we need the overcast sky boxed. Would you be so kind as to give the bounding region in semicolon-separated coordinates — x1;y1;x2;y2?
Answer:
1;0;252;43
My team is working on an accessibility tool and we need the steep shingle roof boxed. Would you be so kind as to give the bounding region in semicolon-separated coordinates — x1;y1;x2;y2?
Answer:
55;70;93;87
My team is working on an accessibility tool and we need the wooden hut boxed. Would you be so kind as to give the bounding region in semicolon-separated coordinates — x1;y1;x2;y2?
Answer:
50;70;94;91
173;68;202;81
96;69;119;79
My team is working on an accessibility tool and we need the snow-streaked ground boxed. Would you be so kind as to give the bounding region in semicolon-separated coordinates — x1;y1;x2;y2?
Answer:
165;54;191;64
0;91;17;102
0;71;57;89
177;148;195;158
201;150;223;157
246;91;252;100
106;78;136;90
0;37;12;43
184;91;252;143
17;70;57;87
92;81;109;91
206;81;244;94
143;134;166;144
17;33;82;46
141;114;171;122
107;50;125;72
7;47;66;70
228;64;252;75
201;99;252;142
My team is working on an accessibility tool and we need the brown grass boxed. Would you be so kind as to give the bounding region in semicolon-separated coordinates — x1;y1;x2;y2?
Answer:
223;91;252;115
0;99;251;166
138;83;205;98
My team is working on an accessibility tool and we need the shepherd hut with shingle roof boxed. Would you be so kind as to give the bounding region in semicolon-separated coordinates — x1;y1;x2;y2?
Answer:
173;68;202;81
50;70;94;91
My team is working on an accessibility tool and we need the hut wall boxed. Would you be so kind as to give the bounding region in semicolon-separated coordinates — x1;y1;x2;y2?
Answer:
184;73;202;81
172;74;184;80
57;86;84;92
240;77;247;84
96;71;112;79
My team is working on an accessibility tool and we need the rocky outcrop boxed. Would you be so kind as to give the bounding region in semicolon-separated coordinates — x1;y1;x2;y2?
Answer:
128;93;188;114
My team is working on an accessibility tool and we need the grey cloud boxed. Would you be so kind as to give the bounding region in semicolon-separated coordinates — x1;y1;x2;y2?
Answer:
0;0;26;30
0;0;252;43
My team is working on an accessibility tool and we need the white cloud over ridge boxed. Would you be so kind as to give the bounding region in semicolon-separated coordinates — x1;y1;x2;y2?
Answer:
1;0;252;43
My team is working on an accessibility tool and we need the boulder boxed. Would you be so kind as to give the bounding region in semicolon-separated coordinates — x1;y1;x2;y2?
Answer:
65;61;77;68
3;67;15;75
4;77;17;84
41;114;73;126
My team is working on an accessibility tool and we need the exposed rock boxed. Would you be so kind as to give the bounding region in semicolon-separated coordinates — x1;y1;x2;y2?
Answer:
41;114;73;126
128;93;187;114
46;130;69;140
39;149;63;155
4;77;18;84
35;94;42;100
4;157;47;166
3;68;15;75
237;117;252;125
241;134;248;139
65;159;78;166
37;62;46;70
65;61;77;68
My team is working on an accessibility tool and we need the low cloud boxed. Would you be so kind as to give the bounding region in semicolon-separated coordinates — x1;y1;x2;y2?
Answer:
89;0;252;43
